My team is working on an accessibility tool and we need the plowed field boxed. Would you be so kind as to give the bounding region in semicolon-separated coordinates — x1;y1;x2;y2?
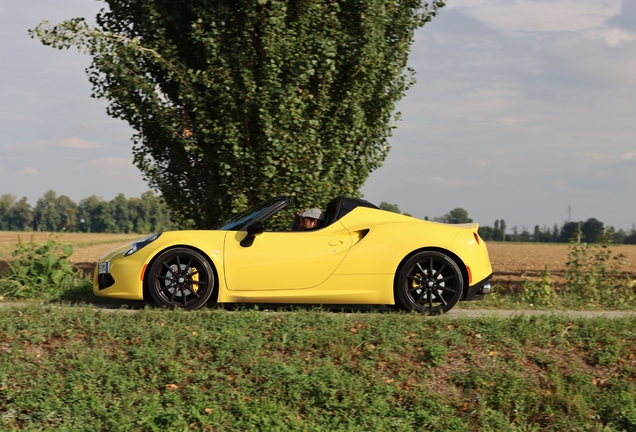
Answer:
487;242;636;292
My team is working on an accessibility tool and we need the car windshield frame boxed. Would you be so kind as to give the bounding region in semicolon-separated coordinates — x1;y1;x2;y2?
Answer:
216;197;292;231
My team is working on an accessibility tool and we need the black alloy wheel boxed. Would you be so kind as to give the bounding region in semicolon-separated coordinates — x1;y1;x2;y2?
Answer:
395;251;464;315
147;248;215;310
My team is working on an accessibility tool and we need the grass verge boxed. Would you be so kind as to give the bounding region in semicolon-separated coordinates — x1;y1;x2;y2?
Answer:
1;306;635;431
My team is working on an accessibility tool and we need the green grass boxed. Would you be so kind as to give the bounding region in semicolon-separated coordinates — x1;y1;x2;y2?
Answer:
459;286;636;311
1;305;636;431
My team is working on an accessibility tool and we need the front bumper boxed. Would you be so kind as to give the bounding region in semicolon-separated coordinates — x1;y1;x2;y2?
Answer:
464;273;493;301
92;247;157;300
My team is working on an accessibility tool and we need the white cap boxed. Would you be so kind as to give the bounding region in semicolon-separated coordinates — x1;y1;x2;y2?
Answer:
299;208;325;221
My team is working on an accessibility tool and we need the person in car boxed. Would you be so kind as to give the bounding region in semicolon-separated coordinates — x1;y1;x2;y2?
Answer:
292;208;325;231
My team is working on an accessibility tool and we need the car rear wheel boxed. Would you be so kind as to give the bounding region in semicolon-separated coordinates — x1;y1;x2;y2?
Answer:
148;248;215;310
395;251;464;315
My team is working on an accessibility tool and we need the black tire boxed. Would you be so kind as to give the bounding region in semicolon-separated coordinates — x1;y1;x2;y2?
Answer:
147;248;215;310
395;251;464;315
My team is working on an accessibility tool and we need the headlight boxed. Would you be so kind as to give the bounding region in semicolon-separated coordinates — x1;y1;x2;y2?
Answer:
124;233;162;256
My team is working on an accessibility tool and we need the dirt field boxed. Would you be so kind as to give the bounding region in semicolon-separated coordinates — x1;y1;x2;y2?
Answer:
1;232;635;289
487;242;636;291
0;232;142;275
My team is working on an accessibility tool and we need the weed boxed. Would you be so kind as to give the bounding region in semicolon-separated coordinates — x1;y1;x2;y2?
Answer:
0;235;91;299
520;266;557;306
565;230;635;307
423;343;449;367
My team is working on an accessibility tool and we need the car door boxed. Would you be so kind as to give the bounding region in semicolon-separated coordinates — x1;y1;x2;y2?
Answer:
223;221;353;291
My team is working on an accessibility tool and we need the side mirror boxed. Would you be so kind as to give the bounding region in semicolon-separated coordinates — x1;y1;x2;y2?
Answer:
240;222;264;247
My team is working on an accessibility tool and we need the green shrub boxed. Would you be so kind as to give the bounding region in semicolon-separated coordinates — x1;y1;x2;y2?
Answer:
520;266;557;306
514;232;634;310
0;235;91;299
565;230;635;307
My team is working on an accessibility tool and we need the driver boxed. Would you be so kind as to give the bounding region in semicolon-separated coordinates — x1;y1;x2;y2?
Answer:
292;208;325;231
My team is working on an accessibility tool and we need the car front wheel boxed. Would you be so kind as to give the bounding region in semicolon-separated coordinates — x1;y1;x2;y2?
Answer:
395;251;464;315
147;248;215;310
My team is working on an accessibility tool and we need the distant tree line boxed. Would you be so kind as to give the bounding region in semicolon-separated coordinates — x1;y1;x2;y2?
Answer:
478;218;636;244
4;193;635;243
380;202;636;244
0;190;173;233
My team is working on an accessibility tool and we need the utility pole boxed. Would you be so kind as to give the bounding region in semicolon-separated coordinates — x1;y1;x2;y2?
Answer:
567;205;571;222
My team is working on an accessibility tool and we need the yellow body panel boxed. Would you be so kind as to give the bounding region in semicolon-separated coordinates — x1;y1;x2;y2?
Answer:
223;221;353;290
94;205;492;307
221;274;395;304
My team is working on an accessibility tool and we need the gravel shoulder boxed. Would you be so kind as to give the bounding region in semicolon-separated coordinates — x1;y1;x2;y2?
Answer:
0;300;634;318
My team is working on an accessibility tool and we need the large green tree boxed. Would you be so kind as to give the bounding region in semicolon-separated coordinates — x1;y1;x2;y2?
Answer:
582;218;604;244
111;193;134;233
130;191;174;233
435;208;473;225
31;0;443;228
0;194;15;231
7;198;34;231
0;195;34;231
33;190;79;232
78;195;115;233
379;201;401;214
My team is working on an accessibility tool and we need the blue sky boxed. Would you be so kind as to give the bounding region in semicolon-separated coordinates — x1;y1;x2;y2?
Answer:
1;0;635;231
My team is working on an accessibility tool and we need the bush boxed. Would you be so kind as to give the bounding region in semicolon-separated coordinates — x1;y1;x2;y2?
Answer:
565;230;635;307
513;232;635;310
0;235;91;299
520;266;557;306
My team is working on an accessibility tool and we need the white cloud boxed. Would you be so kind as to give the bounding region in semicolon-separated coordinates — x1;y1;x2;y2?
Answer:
582;152;613;162
3;137;101;153
621;152;636;160
427;175;465;188
447;0;636;48
83;157;135;176
542;34;636;88
18;167;38;175
450;0;622;34
55;137;101;149
586;27;636;46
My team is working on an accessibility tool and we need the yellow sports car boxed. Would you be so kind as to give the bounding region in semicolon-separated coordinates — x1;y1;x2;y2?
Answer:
94;197;492;315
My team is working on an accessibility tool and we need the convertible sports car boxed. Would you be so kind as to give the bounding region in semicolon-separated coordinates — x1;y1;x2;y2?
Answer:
94;197;492;315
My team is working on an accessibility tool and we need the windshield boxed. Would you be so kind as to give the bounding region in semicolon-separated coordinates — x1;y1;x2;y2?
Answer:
216;197;283;231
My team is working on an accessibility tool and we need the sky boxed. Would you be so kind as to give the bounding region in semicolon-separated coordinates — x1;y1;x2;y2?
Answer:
1;0;635;231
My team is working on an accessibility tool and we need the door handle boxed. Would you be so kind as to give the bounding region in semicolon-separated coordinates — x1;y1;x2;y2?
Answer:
328;240;343;246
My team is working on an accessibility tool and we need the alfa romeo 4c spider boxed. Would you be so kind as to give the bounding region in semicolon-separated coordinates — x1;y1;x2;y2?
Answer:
95;196;492;315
